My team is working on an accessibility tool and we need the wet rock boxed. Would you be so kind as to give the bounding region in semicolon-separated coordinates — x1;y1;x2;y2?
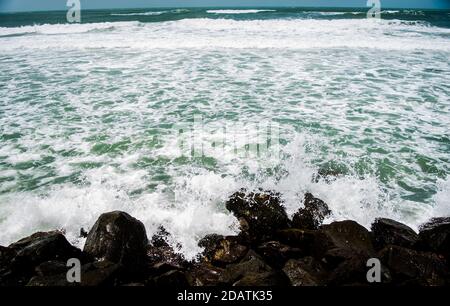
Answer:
226;190;290;243
379;245;449;286
257;241;304;269
9;231;83;267
35;261;67;277
198;234;248;266
0;246;29;286
79;228;88;238
186;262;225;286
291;193;331;230
317;221;375;263
283;257;327;286
27;260;123;286
147;228;187;268
233;270;290;286
371;218;418;250
151;226;171;248
83;211;148;269
418;217;450;259
152;270;189;287
275;229;317;253
219;250;289;286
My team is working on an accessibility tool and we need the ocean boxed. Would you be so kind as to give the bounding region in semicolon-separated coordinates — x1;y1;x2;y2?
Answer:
0;7;449;259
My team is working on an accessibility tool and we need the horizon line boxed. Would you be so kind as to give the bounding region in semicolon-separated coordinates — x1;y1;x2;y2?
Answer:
1;5;449;14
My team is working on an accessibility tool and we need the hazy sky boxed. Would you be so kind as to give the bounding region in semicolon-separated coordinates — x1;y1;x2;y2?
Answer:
0;0;449;12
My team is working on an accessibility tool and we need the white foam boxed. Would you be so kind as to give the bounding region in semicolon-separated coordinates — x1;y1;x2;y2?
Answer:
111;11;168;16
0;18;448;51
207;9;276;14
432;177;450;217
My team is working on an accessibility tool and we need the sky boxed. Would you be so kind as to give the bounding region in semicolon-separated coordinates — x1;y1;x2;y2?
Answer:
0;0;449;12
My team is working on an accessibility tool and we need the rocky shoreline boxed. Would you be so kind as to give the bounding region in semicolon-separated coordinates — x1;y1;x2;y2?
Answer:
0;190;449;286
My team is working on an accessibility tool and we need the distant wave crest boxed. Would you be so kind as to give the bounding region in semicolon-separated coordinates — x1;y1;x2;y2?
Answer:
207;9;276;14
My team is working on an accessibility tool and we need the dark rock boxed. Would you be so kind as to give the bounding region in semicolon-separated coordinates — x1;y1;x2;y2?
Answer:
226;190;290;243
283;257;327;286
147;230;187;269
27;260;123;286
291;193;331;230
186;262;224;286
151;226;171;248
198;234;248;266
79;228;88;238
9;231;83;267
0;246;29;286
371;218;418;250
220;250;289;286
275;229;317;253
35;261;67;277
257;241;304;269
379;245;449;286
418;217;450;259
83;211;148;269
152;270;189;287
232;270;290;286
317;221;375;264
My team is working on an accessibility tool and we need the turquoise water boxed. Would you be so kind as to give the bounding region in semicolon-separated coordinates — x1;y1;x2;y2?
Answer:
0;8;449;258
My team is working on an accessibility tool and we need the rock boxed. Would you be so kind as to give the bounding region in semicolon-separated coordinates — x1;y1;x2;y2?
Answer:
83;211;148;269
275;229;317;252
233;271;290;286
219;250;289;286
147;229;187;268
283;257;327;286
225;190;290;243
9;231;83;267
0;246;29;286
35;261;67;277
379;245;449;286
27;260;123;286
151;226;171;247
317;221;375;264
371;218;418;250
418;217;450;259
186;262;224;286
79;228;88;238
291;193;331;230
198;234;248;266
257;241;304;269
152;270;189;287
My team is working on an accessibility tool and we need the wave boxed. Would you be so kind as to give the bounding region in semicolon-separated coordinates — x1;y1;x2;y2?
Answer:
0;18;449;51
207;9;276;14
111;11;168;16
0;21;139;37
110;9;190;16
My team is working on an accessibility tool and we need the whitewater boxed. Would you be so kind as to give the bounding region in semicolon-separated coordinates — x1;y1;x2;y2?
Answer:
0;9;449;259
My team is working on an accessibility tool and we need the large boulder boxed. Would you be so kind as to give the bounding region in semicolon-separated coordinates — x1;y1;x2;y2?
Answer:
256;241;304;269
9;231;84;267
186;262;225;286
379;245;449;286
27;260;123;286
317;221;375;263
219;250;289;286
83;211;148;269
198;234;248;267
225;190;290;243
275;229;317;255
371;218;418;250
283;257;327;286
291;193;331;230
417;217;450;259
